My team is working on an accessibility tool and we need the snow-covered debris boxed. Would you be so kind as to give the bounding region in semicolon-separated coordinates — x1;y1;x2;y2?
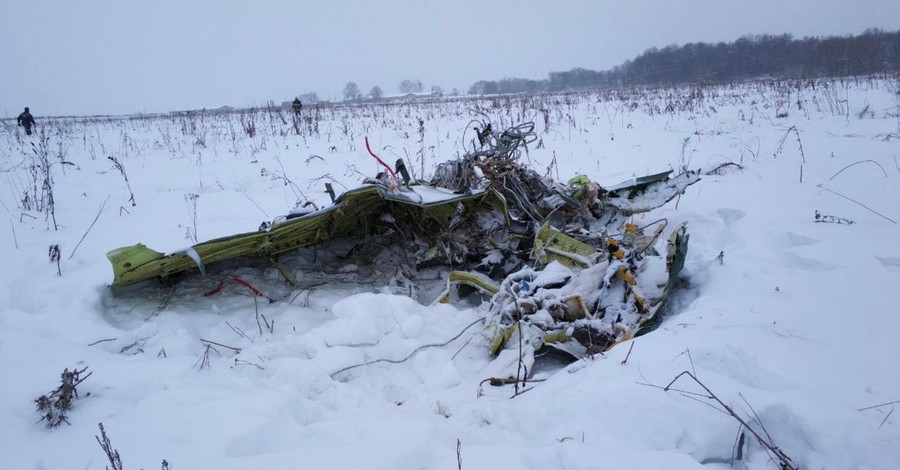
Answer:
105;122;699;377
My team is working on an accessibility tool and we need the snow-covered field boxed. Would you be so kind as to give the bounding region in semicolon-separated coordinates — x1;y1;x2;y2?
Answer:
2;77;899;469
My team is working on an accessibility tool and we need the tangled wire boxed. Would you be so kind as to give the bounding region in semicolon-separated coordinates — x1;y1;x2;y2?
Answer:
465;120;537;160
431;120;538;194
428;119;592;226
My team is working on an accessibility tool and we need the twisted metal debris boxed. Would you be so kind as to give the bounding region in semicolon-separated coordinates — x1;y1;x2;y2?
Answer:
107;121;700;376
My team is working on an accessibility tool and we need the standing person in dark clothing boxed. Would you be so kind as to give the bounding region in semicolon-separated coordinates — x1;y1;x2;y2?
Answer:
17;107;36;135
291;98;303;116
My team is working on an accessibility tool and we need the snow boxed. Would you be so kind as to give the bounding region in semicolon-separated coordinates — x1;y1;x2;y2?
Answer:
398;185;476;204
2;78;900;469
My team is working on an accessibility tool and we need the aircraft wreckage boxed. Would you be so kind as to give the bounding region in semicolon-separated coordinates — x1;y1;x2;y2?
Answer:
107;122;699;370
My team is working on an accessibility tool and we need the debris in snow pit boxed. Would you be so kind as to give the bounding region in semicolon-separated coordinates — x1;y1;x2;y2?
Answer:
106;121;698;374
478;222;688;378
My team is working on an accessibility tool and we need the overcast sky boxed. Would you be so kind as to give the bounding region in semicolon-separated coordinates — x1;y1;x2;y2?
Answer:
2;0;897;116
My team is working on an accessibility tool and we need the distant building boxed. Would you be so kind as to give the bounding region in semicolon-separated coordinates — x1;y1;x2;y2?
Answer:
374;91;440;103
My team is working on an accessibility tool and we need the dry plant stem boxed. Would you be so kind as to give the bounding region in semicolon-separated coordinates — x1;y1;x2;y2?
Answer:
203;276;273;336
10;220;17;249
62;367;92;391
254;295;262;335
666;348;697;377
261;313;274;334
828;159;888;181
774;126;806;163
451;334;475;360
88;338;117;346
704;161;743;175
35;366;93;427
739;392;776;444
511;384;540;398
235;183;269;218
226;321;254;342
621;341;635;365
234;359;265;370
200;338;241;352
817;183;898;224
456;439;462;470
30;135;59;230
731;425;746;464
879;408;894;428
68;195;109;260
479;377;547;388
664;371;798;470
108;156;136;206
195;344;220;369
858;399;900;411
95;423;124;470
274;155;311;201
184;193;199;242
515;319;526;395
330;318;484;378
145;285;177;321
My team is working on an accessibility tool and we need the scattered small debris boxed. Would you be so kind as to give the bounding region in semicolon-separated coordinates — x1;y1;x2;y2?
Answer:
49;244;61;276
814;210;855;225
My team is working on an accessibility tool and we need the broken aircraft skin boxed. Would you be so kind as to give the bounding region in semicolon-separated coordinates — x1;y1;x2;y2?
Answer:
107;121;699;375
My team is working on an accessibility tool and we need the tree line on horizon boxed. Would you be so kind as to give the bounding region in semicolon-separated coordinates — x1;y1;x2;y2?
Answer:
469;29;900;95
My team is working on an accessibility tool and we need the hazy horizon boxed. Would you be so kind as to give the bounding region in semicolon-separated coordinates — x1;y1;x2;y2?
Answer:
3;0;898;117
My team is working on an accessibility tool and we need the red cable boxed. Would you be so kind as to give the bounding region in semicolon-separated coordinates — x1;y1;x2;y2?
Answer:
204;276;273;302
228;276;266;298
365;137;397;180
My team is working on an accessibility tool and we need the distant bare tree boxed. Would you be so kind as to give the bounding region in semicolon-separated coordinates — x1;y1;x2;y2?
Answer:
470;81;500;95
343;82;362;101
431;85;444;96
298;92;319;104
399;79;423;93
369;85;384;99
